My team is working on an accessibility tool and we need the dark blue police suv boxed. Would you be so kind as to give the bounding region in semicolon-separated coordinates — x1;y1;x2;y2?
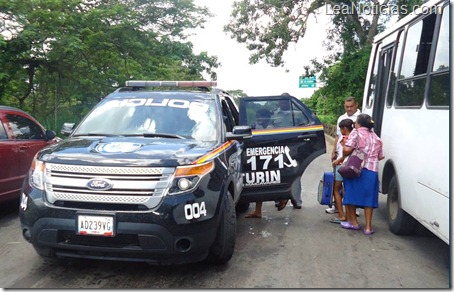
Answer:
19;81;325;265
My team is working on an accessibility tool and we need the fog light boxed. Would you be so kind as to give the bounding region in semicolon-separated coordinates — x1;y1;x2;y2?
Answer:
177;178;192;191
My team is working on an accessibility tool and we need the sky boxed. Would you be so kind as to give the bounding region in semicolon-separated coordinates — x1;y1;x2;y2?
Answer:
189;0;333;99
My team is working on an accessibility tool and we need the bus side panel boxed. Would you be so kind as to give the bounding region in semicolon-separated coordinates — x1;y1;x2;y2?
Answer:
373;107;449;243
414;180;449;244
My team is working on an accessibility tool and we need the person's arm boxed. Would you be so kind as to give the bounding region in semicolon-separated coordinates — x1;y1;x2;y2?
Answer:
342;145;354;157
378;141;385;160
331;117;342;161
332;156;345;167
342;133;356;157
331;136;339;162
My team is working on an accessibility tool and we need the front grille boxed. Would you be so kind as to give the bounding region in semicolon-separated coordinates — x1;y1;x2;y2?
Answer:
44;163;174;210
53;201;147;211
59;230;140;248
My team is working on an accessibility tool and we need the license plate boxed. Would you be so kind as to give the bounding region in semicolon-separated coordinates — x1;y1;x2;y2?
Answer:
77;214;115;236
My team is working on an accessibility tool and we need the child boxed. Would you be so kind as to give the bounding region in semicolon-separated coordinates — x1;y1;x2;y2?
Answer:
329;118;354;223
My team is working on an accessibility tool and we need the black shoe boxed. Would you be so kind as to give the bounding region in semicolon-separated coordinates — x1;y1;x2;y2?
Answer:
277;199;289;211
291;200;301;209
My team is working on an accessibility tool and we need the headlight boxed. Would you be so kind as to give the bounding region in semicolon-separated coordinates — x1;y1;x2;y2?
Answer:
168;161;214;195
177;177;192;191
29;156;45;190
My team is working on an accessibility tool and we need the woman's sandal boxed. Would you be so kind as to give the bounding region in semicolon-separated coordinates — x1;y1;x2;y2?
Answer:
363;228;375;235
330;217;346;224
277;199;289;211
340;221;361;230
245;213;262;218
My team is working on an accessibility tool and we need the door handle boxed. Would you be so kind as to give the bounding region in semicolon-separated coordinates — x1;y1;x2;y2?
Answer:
19;145;29;151
297;133;317;139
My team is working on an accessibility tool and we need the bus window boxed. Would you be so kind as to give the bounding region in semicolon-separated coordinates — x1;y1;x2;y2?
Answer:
365;44;381;109
378;47;393;103
428;5;449;107
396;13;437;107
432;6;449;72
386;31;404;108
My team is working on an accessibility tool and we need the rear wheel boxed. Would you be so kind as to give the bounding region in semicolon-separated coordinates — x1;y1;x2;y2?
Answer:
207;191;236;264
387;175;417;235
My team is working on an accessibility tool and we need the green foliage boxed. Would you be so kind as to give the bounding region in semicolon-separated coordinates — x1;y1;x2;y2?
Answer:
227;89;248;98
225;0;393;68
0;0;219;128
305;46;371;120
396;0;426;19
224;0;415;125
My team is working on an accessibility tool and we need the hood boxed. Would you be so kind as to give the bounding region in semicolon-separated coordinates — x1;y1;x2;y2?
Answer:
38;137;217;167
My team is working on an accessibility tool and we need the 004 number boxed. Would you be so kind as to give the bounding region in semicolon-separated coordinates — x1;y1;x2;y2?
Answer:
184;202;207;220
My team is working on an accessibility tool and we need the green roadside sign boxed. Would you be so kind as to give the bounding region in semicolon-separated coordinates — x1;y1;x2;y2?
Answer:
299;75;316;88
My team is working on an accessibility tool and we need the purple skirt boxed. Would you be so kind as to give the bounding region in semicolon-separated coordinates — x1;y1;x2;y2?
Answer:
342;168;379;208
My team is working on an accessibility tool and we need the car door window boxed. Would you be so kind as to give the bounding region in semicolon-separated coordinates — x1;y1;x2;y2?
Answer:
0;123;7;139
6;114;45;140
221;100;235;132
243;99;309;129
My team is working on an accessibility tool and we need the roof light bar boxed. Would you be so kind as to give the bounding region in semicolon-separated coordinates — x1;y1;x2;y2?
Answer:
125;80;217;88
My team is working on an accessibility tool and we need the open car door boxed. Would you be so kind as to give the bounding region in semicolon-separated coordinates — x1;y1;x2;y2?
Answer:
238;95;326;203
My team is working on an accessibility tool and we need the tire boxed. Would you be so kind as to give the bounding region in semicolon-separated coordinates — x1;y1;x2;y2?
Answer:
235;201;250;213
387;175;417;235
207;191;236;265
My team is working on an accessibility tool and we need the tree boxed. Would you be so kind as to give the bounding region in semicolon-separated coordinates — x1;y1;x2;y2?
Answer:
224;0;392;68
224;0;422;124
305;46;371;123
0;0;219;127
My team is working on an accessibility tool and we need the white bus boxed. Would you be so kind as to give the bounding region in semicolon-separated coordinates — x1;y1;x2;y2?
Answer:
362;0;449;244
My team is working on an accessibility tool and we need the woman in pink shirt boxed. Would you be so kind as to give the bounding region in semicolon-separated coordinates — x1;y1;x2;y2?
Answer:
340;114;384;235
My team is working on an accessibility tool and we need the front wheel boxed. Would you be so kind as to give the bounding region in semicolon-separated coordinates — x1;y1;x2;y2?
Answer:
387;175;417;235
235;201;250;213
206;191;236;265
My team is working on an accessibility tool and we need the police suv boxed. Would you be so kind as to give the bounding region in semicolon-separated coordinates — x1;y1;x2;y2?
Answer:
19;81;326;265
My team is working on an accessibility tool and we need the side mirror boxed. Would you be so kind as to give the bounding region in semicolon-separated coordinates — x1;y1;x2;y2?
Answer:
61;123;75;136
45;129;56;141
226;125;252;141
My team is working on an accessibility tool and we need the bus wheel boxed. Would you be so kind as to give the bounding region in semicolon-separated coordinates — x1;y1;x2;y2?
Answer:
387;175;417;235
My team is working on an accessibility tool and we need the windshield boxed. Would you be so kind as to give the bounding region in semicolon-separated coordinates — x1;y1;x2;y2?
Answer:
73;96;219;142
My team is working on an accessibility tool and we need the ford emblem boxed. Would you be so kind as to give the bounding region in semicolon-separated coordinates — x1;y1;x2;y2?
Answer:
86;178;113;191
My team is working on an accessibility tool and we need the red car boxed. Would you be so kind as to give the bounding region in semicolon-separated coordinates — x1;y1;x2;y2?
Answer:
0;106;58;203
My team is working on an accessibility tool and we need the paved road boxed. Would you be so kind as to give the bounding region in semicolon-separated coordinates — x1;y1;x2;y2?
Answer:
0;136;450;288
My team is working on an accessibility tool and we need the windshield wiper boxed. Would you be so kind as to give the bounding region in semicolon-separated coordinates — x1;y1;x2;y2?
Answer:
122;133;185;139
72;133;118;137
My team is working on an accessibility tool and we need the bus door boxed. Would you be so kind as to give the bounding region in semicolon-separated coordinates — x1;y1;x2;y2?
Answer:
371;43;395;137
